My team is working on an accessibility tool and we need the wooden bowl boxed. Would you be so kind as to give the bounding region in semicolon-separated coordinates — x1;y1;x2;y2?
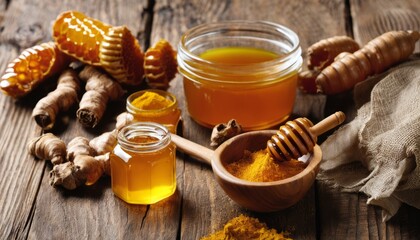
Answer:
171;130;322;212
212;130;322;212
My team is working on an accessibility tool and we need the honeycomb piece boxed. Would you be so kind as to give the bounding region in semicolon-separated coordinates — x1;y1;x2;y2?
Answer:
99;26;145;86
0;42;71;98
53;11;111;65
53;11;144;86
144;39;177;90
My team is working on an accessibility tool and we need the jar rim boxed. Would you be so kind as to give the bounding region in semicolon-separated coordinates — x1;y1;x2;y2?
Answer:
178;20;302;85
117;122;171;152
126;89;178;114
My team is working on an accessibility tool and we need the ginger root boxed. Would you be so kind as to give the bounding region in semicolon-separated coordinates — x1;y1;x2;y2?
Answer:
77;65;125;128
67;136;96;161
210;119;242;147
316;30;420;95
307;36;360;70
32;69;81;130
50;135;110;190
89;129;118;155
28;133;66;165
115;111;134;131
50;153;110;190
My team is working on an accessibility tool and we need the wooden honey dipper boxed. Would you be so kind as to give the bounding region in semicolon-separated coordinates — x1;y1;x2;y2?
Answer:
267;111;346;161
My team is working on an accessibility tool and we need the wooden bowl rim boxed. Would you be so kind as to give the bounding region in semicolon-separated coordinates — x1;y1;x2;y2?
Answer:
212;130;322;187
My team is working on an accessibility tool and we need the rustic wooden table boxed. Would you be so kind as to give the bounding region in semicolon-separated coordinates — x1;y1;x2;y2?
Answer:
1;0;420;239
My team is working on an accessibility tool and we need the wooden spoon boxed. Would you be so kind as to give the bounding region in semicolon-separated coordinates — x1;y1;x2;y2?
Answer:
171;130;322;212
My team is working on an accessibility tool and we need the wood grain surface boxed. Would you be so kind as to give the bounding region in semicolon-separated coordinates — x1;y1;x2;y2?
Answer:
0;0;419;239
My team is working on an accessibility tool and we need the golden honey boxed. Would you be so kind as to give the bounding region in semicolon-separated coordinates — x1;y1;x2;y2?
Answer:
110;122;176;204
126;90;181;133
178;21;302;130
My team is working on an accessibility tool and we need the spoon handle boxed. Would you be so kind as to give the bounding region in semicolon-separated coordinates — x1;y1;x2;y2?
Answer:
310;111;346;136
171;133;213;165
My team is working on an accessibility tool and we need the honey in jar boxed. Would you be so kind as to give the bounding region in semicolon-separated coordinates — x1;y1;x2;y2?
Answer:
110;122;176;204
126;89;181;133
178;21;302;130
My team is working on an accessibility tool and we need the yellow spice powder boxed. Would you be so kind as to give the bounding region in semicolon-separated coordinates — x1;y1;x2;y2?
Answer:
201;214;292;240
225;150;307;182
131;91;172;110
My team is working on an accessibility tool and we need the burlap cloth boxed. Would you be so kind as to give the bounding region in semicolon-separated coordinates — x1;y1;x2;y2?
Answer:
317;57;420;222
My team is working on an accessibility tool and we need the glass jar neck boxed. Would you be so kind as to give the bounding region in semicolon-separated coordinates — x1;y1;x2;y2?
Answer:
117;122;171;153
177;21;302;85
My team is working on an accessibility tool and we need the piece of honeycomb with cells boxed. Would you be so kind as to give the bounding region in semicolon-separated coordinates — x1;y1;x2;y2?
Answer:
0;42;71;98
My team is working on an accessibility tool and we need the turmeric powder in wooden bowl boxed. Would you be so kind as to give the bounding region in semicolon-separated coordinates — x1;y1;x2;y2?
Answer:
212;130;321;212
171;130;322;212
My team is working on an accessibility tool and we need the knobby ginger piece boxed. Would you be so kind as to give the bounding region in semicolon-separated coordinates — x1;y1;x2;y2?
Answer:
115;111;134;131
89;129;118;155
67;136;96;161
32;69;81;130
210;119;242;147
50;153;110;190
77;65;125;128
28;133;67;165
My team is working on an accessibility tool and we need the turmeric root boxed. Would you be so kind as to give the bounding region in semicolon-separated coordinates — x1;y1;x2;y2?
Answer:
50;153;110;190
316;30;420;95
89;129;118;155
144;39;178;90
32;69;81;130
28;133;66;165
297;69;320;94
77;65;125;128
67;136;96;161
307;36;360;70
0;42;72;98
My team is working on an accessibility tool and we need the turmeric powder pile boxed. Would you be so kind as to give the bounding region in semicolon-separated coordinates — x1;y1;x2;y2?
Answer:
226;150;307;182
131;91;173;110
201;214;292;240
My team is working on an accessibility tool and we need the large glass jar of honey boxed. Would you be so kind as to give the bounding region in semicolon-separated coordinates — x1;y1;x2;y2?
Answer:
177;21;302;130
110;122;176;204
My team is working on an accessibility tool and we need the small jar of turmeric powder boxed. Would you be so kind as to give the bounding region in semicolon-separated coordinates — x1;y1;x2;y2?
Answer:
178;21;302;130
110;122;177;204
126;89;181;133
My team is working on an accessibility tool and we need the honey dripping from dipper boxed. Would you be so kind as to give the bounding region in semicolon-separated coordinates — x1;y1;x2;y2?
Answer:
267;112;346;161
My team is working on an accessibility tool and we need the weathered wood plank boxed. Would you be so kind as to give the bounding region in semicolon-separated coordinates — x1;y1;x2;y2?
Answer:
0;2;46;238
151;0;348;239
351;0;420;49
318;1;420;239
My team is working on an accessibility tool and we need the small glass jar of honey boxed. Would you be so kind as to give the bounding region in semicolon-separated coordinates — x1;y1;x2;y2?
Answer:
177;21;302;130
110;122;176;204
126;89;181;133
